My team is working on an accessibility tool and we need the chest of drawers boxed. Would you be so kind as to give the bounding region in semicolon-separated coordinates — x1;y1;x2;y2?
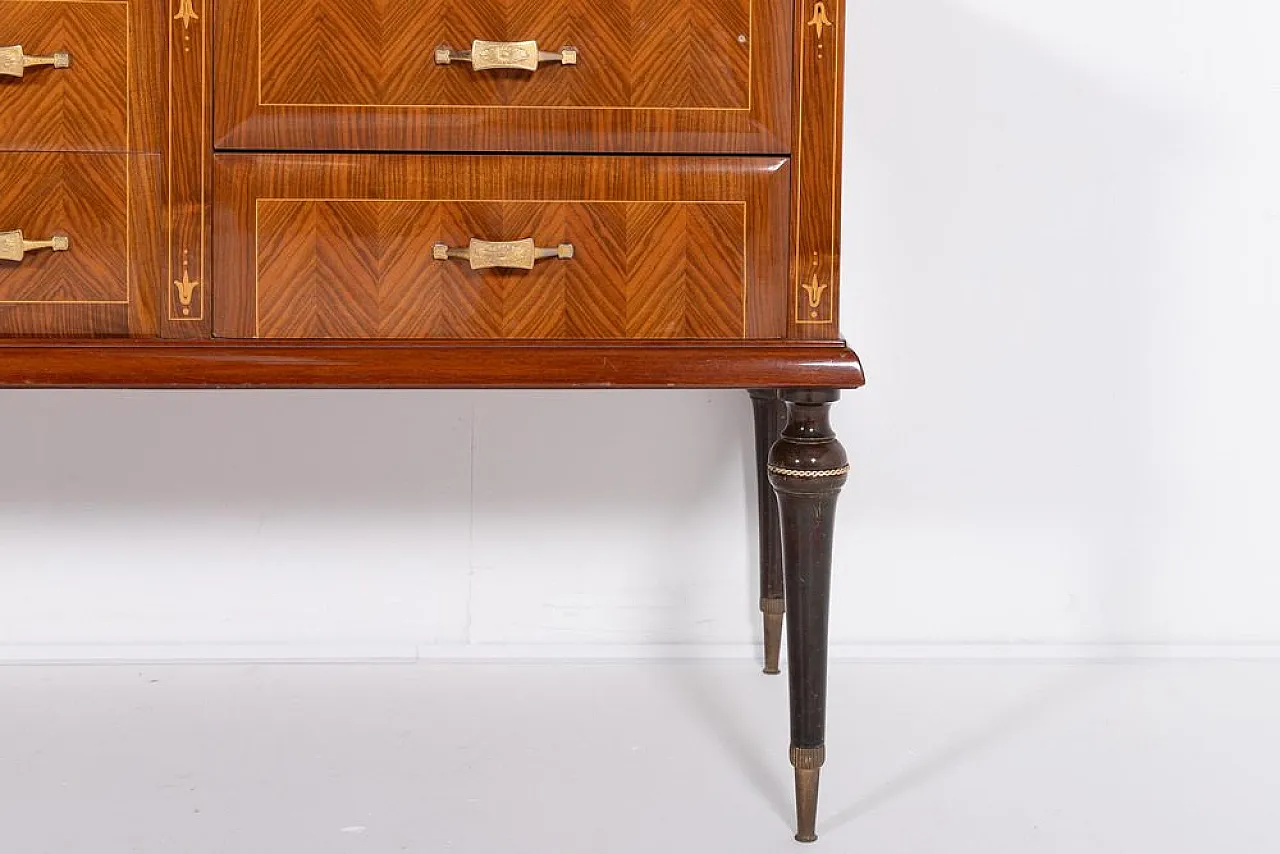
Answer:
0;0;862;842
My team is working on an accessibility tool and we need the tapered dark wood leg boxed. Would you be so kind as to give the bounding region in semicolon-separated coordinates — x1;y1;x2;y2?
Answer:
769;389;847;843
748;389;787;674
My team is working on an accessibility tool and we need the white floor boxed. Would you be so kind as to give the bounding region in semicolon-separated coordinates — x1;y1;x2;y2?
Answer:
1;660;1277;853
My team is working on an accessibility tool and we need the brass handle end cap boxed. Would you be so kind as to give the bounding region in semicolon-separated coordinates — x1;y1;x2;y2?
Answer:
561;47;579;65
432;243;450;260
434;47;452;65
557;244;575;259
53;52;70;68
51;235;70;251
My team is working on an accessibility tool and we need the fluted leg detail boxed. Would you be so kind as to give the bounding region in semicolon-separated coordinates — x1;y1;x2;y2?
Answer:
770;389;846;843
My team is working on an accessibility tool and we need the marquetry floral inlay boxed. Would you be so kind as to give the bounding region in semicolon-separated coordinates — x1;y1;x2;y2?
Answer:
802;273;828;315
174;0;199;31
174;254;200;316
808;2;833;41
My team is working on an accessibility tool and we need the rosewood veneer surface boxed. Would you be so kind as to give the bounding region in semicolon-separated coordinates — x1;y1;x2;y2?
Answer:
215;0;791;153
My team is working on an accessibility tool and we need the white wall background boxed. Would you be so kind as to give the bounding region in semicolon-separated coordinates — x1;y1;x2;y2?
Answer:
1;0;1277;661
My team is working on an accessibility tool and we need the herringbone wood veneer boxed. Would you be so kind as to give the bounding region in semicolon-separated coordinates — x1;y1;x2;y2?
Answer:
255;200;747;340
0;0;164;337
260;0;749;109
0;0;129;151
213;154;790;340
0;152;128;303
215;0;791;152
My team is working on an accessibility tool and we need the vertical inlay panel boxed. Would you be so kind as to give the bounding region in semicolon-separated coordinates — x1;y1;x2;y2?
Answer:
165;0;209;333
789;0;843;338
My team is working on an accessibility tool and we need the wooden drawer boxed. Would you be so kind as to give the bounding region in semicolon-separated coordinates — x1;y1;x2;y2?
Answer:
214;0;790;153
0;0;129;151
0;150;145;336
0;152;128;301
213;155;789;340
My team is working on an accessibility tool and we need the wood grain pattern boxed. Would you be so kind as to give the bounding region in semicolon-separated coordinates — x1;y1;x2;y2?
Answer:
214;155;790;340
0;0;129;152
214;0;792;153
0;340;865;388
120;0;164;339
261;0;749;108
0;0;855;376
162;0;211;337
0;0;164;338
0;153;162;338
0;151;130;335
256;200;747;340
789;0;844;339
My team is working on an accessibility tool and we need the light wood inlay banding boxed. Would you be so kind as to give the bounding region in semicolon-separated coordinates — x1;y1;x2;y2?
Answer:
165;0;208;328
789;0;843;337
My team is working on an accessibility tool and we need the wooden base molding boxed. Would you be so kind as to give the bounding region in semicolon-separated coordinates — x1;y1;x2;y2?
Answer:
0;341;864;389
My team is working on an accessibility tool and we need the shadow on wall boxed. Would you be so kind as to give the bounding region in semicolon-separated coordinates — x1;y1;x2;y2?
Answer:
836;0;1187;645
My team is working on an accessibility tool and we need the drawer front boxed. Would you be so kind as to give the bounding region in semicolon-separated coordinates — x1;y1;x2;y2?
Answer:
0;150;148;336
214;0;790;153
0;151;128;302
213;155;789;340
0;0;129;151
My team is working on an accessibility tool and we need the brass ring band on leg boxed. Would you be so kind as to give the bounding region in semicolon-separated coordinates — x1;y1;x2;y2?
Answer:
760;597;786;615
768;464;850;479
790;745;826;770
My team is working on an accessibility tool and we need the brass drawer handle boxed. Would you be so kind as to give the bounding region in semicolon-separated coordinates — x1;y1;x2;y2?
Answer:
434;41;578;72
0;230;70;263
433;238;574;271
0;45;71;78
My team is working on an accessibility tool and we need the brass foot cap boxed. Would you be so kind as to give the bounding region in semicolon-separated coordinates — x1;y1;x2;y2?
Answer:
762;608;784;675
792;748;824;843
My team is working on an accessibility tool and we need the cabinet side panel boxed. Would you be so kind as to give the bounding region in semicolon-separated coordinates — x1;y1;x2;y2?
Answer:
788;0;843;340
